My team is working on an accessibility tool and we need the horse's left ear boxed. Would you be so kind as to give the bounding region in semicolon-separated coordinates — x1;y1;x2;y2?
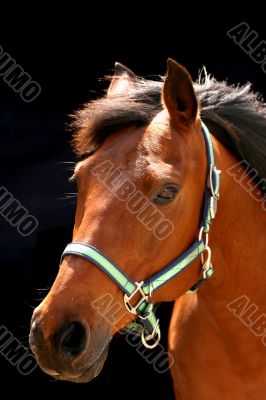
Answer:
107;62;136;96
163;58;198;126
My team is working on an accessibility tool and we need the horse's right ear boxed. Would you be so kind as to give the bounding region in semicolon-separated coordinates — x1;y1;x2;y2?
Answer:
107;62;136;96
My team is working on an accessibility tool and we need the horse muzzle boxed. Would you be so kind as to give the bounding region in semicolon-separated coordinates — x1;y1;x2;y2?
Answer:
29;311;111;382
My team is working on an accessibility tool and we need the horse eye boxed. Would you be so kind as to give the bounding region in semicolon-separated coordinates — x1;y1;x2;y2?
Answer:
153;184;179;204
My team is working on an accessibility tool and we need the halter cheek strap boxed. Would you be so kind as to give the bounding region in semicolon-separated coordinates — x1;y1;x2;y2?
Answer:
61;122;220;349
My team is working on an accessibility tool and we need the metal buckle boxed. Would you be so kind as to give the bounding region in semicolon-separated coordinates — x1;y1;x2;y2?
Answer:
210;196;217;219
141;320;161;349
208;164;221;200
124;281;149;315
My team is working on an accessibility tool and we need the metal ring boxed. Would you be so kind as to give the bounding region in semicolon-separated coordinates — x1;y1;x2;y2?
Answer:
198;227;209;246
141;328;161;349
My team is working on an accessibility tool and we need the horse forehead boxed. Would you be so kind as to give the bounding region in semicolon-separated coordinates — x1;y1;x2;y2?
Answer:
96;123;172;165
86;119;179;181
140;122;181;165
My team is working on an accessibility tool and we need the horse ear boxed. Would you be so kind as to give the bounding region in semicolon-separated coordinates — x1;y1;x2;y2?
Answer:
107;62;136;96
163;58;198;126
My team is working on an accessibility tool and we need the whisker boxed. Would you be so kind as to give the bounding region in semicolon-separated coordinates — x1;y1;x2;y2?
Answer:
24;300;36;309
31;298;47;302
56;161;76;165
63;194;77;197
59;193;78;201
33;287;51;292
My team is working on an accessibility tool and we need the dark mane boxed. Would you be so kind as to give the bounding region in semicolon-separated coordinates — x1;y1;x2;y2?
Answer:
72;72;266;181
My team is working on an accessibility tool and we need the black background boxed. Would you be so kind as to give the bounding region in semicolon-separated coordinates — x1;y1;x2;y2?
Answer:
0;10;265;399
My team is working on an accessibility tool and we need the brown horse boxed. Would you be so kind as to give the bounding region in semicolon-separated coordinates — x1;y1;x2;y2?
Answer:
30;59;266;399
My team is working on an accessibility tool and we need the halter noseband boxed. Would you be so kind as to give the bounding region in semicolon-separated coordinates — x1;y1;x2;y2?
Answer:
61;122;220;349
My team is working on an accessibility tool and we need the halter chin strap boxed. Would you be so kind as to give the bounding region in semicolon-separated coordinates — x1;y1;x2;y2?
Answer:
61;122;220;349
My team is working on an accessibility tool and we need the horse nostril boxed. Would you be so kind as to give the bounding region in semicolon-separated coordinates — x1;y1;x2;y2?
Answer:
59;322;88;358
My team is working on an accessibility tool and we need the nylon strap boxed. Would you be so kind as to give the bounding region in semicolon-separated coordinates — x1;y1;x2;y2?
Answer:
60;243;136;296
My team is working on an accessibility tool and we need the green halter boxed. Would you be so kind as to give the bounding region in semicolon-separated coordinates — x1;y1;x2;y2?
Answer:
61;122;220;349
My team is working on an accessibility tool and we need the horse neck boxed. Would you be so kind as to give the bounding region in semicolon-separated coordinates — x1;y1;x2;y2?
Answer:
200;135;266;305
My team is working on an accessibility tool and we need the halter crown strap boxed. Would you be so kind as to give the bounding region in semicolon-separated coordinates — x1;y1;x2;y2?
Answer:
60;123;220;348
